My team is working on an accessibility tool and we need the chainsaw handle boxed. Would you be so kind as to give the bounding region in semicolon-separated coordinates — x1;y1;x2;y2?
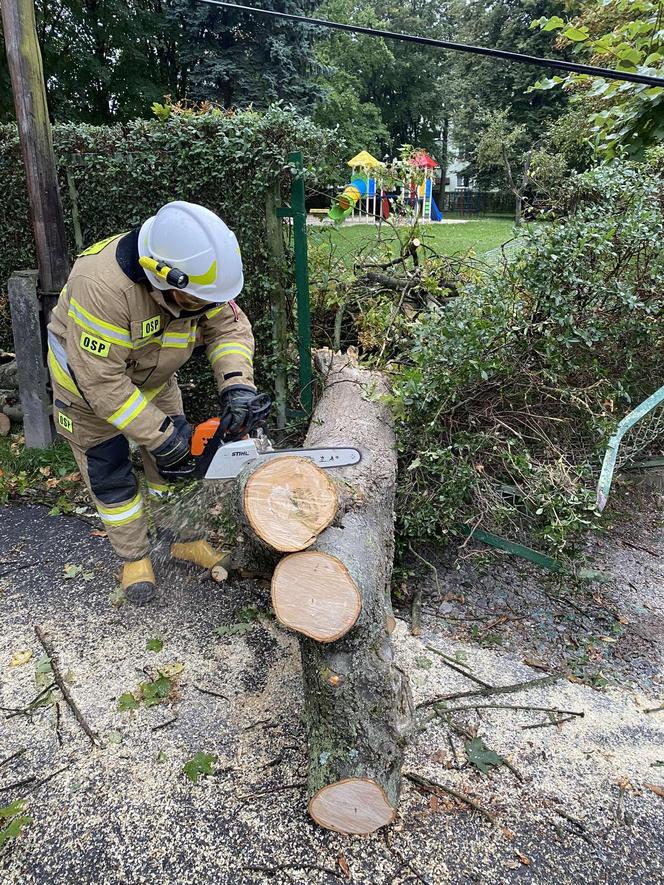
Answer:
220;392;272;443
160;394;272;481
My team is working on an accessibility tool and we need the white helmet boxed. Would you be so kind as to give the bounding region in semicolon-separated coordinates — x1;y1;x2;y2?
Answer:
138;201;244;303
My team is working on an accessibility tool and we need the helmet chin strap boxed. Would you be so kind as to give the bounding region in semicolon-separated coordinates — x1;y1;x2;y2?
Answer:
139;256;189;289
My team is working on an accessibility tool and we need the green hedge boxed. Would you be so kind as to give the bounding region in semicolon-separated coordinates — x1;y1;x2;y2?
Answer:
0;105;341;410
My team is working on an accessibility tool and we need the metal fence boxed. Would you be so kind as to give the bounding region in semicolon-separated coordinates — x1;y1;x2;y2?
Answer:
440;190;514;216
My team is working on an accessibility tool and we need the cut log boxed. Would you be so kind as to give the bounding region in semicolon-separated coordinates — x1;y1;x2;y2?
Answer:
282;348;413;834
235;455;338;553
272;552;361;642
0;414;11;436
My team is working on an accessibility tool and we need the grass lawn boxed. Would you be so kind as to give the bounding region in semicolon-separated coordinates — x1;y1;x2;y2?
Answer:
308;217;517;268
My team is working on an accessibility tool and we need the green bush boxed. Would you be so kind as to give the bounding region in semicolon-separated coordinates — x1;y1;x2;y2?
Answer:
379;158;664;555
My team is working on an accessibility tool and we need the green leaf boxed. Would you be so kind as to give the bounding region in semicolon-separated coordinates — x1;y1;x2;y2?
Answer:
118;692;139;711
0;800;27;820
415;656;432;670
146;637;164;653
464;736;505;775
183;751;217;783
562;26;589;42
63;564;83;579
542;16;565;32
0;815;32;848
35;654;52;675
156;750;168;764
109;586;126;608
106;730;123;745
140;675;172;706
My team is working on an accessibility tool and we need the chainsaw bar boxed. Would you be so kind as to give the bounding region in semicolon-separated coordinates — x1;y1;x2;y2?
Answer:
204;438;362;480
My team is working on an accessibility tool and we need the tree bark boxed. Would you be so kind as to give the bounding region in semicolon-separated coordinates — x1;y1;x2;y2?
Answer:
277;348;413;834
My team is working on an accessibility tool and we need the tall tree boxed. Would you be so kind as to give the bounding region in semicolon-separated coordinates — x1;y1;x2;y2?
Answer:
312;0;456;157
163;0;325;110
451;0;572;164
531;0;664;159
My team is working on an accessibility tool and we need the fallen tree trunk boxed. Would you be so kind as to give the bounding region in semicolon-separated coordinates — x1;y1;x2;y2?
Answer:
274;348;413;834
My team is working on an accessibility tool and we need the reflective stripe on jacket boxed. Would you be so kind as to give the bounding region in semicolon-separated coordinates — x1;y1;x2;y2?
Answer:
48;232;255;451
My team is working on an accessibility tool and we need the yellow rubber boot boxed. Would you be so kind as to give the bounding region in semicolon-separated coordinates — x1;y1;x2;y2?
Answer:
170;540;231;583
121;557;156;606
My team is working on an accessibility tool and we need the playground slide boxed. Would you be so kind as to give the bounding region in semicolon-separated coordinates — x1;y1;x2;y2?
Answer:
430;198;443;222
329;177;368;223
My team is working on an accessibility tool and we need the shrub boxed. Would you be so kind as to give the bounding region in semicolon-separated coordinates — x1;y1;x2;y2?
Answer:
374;159;664;555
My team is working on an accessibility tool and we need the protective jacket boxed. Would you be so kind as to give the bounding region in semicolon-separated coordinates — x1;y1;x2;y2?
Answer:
47;229;255;451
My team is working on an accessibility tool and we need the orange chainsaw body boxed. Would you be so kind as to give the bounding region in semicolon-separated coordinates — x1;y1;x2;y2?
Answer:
191;418;221;457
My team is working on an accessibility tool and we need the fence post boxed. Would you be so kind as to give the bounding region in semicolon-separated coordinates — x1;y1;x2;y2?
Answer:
265;179;288;430
8;270;54;448
289;151;313;415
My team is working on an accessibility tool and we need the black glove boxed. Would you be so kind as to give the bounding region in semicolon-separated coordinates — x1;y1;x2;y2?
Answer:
151;419;191;472
219;385;260;440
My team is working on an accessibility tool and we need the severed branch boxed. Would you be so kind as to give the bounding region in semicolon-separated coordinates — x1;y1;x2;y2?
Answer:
418;673;562;707
193;684;229;701
405;771;497;825
522;715;577;731
424;645;493;688
441;703;583;717
34;625;100;748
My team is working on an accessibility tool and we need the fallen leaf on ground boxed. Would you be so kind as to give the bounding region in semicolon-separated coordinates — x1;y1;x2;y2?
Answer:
38;466;51;477
118;692;139;712
337;854;351;879
514;849;530;865
522;657;549;671
464;736;504;775
90;530;107;538
183;752;216;783
644;783;664;799
429;794;440;812
147;638;164;653
430;749;448;765
159;662;184;678
9;650;32;667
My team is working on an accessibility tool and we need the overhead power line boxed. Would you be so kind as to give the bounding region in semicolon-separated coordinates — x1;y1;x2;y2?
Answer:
197;0;664;88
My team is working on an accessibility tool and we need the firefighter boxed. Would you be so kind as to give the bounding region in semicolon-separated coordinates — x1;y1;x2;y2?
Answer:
47;201;258;605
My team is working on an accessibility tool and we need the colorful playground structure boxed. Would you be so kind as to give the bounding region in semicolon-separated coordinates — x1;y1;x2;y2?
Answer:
328;149;444;224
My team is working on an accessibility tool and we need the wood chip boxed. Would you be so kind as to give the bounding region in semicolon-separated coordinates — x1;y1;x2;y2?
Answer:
644;783;664;799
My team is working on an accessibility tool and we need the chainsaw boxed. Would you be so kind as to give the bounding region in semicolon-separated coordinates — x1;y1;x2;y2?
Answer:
160;393;361;481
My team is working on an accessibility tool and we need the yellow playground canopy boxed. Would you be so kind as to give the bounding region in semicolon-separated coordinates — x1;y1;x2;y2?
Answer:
347;150;383;169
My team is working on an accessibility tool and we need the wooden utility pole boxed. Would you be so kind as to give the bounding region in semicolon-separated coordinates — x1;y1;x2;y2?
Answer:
2;0;69;293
